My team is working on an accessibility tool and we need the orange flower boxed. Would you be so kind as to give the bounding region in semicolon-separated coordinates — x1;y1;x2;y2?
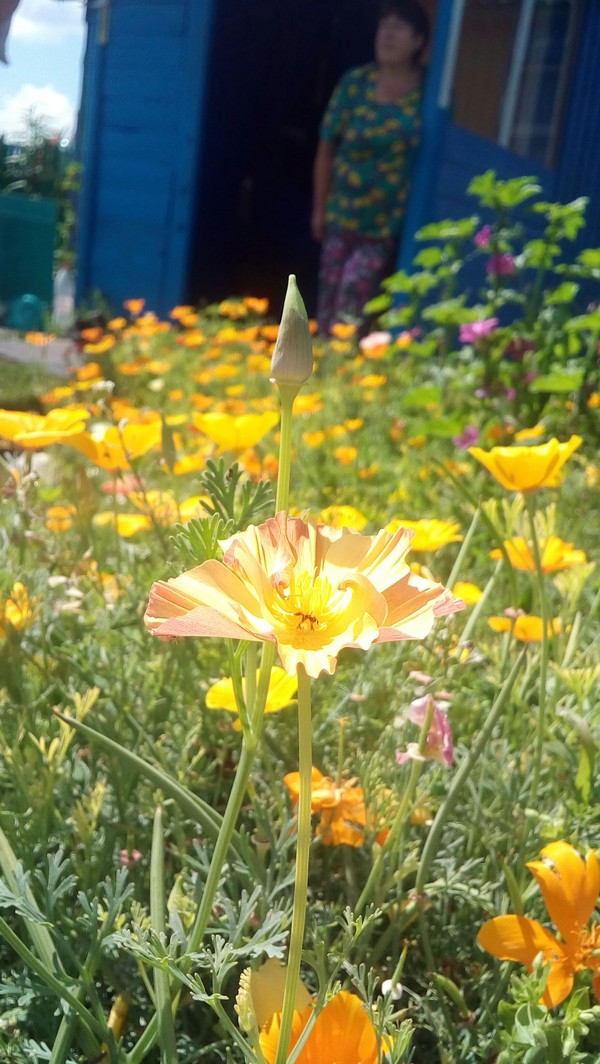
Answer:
123;299;145;316
490;535;587;572
488;613;562;641
260;990;382;1064
46;505;77;532
469;437;582;492
74;361;103;381
334;445;358;465
145;513;463;678
243;296;269;315
284;768;375;847
477;841;600;1008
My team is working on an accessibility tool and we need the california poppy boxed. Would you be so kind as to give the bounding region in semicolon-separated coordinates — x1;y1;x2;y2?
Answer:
478;841;600;1008
144;513;463;678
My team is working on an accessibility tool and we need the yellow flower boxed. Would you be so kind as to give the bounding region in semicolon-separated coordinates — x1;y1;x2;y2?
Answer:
330;322;357;339
83;336;116;355
69;419;162;472
316;505;368;531
293;392;324;415
0;407;91;450
514;424;545;442
94;492;206;536
587;393;600;410
469;436;582;491
478;841;600;1008
0;582;34;637
452;580;482;605
192;411;279;451
359;373;387;388
488;613;562;641
302;430;325;448
490;536;587;572
145;513;463;678
206;666;297;726
386;518;463;552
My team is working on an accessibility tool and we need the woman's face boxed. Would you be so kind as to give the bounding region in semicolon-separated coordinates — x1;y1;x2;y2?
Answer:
375;14;424;66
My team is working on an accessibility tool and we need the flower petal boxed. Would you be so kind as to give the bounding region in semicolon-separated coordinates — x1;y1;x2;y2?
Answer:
477;915;564;966
527;841;600;945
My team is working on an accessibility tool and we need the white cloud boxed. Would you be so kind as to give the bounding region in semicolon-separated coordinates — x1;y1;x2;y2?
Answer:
12;0;84;45
0;82;74;140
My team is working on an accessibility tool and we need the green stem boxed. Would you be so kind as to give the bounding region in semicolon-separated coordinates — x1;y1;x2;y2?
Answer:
274;383;299;513
0;914;107;1042
184;738;257;960
413;649;526;966
275;666;312;1064
445;507;480;590
126;737;260;1064
355;695;436;915
524;495;549;806
150;806;178;1064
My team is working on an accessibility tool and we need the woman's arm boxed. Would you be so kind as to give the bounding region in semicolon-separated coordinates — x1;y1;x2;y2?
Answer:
311;138;335;242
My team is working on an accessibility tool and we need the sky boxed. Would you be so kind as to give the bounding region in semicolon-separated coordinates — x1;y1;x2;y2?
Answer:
0;0;86;143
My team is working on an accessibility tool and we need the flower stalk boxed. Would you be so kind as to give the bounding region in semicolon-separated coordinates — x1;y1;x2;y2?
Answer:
275;665;312;1064
355;694;436;915
524;494;549;805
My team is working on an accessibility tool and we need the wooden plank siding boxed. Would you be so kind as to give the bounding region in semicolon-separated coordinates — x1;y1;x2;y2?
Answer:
76;0;215;315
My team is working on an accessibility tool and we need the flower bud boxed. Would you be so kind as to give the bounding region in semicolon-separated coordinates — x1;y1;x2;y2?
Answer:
270;274;313;388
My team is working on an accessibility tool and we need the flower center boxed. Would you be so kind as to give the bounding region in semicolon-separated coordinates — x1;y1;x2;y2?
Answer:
575;923;600;972
270;570;343;637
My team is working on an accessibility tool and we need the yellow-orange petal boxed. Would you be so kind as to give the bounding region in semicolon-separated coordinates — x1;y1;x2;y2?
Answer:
477;915;571;1006
526;841;600;947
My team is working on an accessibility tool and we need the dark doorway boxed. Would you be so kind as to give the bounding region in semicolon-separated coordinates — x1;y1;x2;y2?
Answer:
187;0;379;316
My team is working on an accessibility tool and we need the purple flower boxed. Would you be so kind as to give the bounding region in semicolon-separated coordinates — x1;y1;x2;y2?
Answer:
474;225;492;249
452;425;480;450
459;318;499;344
506;387;517;401
474;387;490;399
486;253;516;277
396;695;454;767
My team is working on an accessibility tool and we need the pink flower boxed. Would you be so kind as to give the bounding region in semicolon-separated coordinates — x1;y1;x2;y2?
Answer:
452;425;479;450
474;225;493;249
118;848;142;867
459;319;499;344
359;331;392;352
506;387;517;401
396;694;454;767
487;253;516;277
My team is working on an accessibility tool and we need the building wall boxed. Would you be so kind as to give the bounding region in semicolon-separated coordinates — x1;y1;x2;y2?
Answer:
77;0;214;315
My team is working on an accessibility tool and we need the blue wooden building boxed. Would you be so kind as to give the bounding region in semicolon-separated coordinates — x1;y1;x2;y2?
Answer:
76;0;600;317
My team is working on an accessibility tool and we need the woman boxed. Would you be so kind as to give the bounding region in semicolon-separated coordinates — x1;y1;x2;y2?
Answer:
312;0;430;335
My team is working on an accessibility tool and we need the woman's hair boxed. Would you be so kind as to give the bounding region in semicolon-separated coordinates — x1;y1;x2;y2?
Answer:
377;0;431;62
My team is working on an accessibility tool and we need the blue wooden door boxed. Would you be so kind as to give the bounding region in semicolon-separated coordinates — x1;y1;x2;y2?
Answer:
76;0;215;315
400;0;586;267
